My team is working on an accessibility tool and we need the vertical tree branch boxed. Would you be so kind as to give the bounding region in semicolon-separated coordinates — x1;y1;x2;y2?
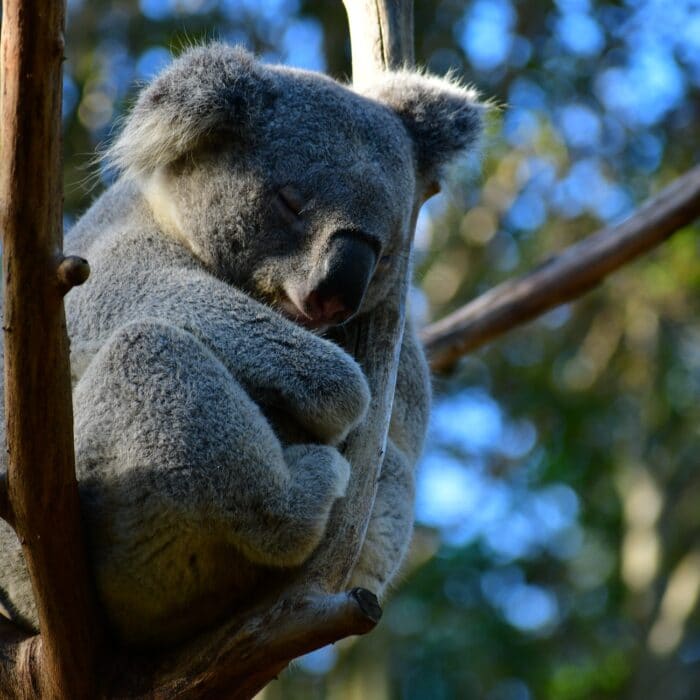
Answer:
0;1;101;697
300;0;416;592
342;0;415;85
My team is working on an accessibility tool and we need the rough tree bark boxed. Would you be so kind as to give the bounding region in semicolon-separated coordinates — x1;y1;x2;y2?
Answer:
0;2;101;698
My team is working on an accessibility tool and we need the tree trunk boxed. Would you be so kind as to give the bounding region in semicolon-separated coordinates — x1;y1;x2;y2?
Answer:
0;1;101;697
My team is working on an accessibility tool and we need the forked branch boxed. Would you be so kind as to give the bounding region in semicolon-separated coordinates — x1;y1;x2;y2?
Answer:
423;165;700;371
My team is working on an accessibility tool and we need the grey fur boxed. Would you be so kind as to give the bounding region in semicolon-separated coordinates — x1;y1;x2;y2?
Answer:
0;44;481;647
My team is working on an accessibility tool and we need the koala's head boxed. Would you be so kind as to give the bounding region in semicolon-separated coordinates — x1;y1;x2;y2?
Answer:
107;44;483;329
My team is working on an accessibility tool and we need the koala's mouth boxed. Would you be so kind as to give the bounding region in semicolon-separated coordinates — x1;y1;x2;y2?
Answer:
277;295;331;332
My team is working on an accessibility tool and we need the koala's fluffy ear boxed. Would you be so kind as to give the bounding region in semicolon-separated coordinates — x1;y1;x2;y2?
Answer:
106;44;269;179
362;71;485;188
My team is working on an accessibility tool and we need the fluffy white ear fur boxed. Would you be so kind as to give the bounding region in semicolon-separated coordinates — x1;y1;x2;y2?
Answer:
360;70;485;184
105;44;264;180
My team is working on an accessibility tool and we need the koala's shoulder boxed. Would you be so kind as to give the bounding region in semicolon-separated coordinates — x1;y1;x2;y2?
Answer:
66;181;148;259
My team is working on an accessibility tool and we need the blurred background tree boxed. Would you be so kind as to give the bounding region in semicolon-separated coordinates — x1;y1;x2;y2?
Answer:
58;1;700;698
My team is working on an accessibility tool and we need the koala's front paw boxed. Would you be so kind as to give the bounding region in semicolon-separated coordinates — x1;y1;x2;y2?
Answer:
285;444;351;502
297;351;371;445
275;445;350;566
271;444;351;566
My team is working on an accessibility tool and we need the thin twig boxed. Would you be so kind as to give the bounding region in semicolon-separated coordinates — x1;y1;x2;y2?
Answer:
423;165;700;371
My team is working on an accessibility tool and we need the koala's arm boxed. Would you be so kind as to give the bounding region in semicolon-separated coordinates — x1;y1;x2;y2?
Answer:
110;267;371;446
350;319;431;595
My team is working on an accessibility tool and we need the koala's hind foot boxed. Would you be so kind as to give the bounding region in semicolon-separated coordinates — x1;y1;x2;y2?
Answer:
269;443;350;560
349;440;415;598
72;320;350;642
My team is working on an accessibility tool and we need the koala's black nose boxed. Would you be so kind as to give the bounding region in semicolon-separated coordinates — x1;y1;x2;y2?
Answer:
303;230;378;325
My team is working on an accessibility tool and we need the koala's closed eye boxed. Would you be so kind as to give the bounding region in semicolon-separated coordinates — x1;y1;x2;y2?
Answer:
275;185;307;224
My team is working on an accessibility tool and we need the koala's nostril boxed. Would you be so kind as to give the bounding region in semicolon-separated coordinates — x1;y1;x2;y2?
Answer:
304;291;352;324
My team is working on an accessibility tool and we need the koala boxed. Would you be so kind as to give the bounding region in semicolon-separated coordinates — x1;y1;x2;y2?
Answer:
0;44;482;647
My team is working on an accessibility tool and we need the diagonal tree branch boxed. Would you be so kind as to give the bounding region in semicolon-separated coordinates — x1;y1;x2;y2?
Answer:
109;588;381;700
423;165;700;372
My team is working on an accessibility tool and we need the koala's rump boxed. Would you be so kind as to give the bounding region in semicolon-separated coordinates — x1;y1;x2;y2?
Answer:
96;537;286;647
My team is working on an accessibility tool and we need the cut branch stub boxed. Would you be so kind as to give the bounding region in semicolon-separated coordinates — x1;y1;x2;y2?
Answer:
56;255;90;295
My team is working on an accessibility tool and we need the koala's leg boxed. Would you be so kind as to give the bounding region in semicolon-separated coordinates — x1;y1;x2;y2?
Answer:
348;321;430;598
349;439;415;598
74;320;350;639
